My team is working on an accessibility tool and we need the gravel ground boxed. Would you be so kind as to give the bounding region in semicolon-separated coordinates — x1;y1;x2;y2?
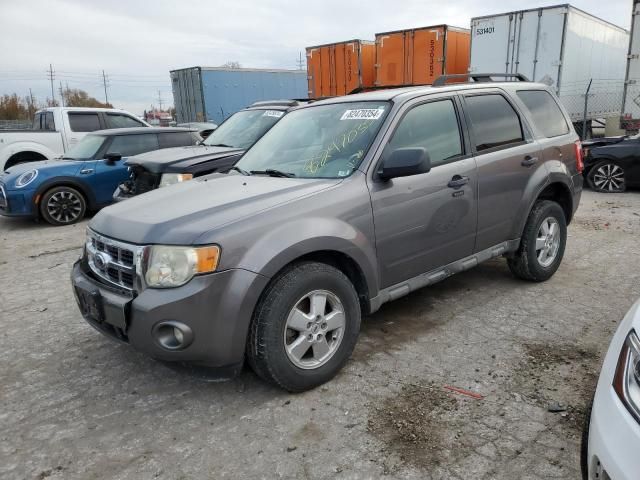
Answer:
1;190;639;480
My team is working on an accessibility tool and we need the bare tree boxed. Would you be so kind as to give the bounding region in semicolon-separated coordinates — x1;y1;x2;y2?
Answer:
220;61;242;69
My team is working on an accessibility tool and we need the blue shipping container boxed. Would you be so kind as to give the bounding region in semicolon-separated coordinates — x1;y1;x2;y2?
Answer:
170;67;308;124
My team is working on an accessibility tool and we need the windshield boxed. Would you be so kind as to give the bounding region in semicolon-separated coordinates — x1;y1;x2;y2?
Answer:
203;109;284;149
63;134;105;160
235;102;390;178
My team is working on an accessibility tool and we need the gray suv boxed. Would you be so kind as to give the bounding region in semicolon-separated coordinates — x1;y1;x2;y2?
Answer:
71;74;583;392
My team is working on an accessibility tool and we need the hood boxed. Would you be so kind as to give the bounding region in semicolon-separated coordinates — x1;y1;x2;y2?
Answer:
582;136;626;148
90;173;339;244
2;159;84;187
125;145;243;173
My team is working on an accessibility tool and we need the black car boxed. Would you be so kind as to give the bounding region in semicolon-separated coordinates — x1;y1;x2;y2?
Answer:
583;135;640;192
114;100;310;200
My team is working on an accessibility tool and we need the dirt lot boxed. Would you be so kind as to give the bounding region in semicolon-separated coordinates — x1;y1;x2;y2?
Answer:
1;190;639;480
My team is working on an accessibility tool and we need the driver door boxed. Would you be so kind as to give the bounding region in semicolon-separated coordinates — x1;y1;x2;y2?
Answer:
367;96;478;288
88;133;159;204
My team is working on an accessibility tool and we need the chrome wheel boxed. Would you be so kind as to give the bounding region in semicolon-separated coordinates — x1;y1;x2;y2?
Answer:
46;190;83;223
535;217;561;267
283;289;345;369
593;163;625;192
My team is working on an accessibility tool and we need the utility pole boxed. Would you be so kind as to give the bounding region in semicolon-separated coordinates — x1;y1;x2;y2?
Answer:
47;64;55;103
157;90;163;111
102;70;109;105
28;88;35;116
297;51;305;70
59;81;65;107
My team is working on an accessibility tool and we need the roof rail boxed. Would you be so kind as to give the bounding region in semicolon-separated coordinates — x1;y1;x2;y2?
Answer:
348;84;430;95
432;73;530;87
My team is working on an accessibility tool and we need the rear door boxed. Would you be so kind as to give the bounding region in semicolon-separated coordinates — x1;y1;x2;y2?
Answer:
460;89;543;251
368;94;478;287
375;32;406;86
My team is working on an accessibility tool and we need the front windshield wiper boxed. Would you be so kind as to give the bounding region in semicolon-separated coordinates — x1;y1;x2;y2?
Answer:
206;143;235;148
250;169;296;178
229;166;250;176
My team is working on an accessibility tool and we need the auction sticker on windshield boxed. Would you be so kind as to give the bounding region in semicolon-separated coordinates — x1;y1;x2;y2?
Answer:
262;110;284;118
340;108;385;120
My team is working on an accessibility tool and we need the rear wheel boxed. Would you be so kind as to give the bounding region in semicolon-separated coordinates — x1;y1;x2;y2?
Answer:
587;161;626;193
247;262;361;392
508;200;567;282
40;186;86;226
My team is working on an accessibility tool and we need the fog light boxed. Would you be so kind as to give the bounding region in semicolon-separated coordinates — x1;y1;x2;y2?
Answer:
152;321;193;350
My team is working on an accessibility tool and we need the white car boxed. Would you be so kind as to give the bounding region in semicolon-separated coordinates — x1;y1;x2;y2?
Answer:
584;298;640;479
0;107;150;171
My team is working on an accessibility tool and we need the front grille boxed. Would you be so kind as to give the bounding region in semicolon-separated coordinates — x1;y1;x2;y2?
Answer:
86;230;142;290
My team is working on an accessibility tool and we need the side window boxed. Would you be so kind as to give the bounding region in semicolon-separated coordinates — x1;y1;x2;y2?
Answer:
68;113;101;132
158;132;196;149
516;90;569;138
105;114;145;129
32;113;42;130
105;134;159;157
45;112;55;131
464;94;524;152
387;99;463;167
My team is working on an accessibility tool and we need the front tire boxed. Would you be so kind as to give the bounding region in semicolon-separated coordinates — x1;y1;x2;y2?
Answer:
508;200;567;282
40;186;87;226
587;161;626;193
247;262;361;392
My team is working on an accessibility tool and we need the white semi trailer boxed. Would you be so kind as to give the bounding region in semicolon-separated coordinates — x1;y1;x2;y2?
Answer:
621;0;640;132
470;4;629;137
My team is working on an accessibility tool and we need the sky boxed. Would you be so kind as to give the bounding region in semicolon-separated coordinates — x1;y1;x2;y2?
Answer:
0;0;633;116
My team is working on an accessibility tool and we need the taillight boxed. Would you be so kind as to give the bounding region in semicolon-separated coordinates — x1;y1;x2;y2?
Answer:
574;140;584;174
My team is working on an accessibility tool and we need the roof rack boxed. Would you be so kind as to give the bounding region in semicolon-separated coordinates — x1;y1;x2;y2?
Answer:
348;84;429;95
432;73;530;87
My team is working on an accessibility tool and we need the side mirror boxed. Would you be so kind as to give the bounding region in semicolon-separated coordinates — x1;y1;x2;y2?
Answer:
379;147;431;180
105;152;122;164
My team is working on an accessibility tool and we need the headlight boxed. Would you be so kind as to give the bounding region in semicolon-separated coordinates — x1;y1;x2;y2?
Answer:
613;329;640;423
144;245;220;288
159;173;193;188
15;169;38;188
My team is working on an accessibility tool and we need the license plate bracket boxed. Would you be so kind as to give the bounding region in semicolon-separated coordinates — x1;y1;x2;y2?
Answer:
76;286;105;324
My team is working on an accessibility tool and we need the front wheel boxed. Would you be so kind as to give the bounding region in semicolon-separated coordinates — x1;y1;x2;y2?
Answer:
247;262;361;392
508;200;567;282
587;161;626;193
39;186;87;226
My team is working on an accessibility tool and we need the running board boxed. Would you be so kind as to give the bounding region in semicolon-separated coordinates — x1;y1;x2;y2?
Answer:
368;239;521;313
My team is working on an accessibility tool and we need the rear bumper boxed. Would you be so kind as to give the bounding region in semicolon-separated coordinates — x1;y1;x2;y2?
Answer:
571;172;583;219
0;184;37;217
71;260;269;369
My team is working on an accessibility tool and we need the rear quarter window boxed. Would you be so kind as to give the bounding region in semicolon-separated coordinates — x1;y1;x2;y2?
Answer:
516;90;570;138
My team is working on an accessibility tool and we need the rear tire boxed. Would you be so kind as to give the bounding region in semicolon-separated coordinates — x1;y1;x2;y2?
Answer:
247;262;361;392
508;200;567;282
587;160;626;193
39;186;87;226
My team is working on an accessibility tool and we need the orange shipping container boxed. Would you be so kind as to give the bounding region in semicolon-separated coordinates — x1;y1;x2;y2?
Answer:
375;25;470;86
306;40;376;97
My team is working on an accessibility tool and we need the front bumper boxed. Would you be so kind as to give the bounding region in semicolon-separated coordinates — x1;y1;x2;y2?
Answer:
71;260;269;369
588;384;640;480
0;183;37;217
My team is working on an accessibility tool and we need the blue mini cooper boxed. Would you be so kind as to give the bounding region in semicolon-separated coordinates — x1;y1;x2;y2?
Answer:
0;127;199;225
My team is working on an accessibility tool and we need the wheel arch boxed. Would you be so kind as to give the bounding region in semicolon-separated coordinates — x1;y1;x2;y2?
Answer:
34;177;97;215
5;150;48;169
513;179;574;240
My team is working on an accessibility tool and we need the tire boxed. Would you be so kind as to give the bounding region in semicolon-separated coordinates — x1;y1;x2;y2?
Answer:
247;262;361;392
508;200;567;282
587;160;626;193
39;186;87;226
580;394;595;480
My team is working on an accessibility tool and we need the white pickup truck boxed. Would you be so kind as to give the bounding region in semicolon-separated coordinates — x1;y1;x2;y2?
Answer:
0;107;150;171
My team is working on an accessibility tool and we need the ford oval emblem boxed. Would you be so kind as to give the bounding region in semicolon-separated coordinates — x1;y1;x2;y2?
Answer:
94;251;110;270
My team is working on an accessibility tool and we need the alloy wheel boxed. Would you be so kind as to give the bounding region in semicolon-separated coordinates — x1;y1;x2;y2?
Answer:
535;217;561;267
593;164;625;192
283;289;346;369
46;190;83;223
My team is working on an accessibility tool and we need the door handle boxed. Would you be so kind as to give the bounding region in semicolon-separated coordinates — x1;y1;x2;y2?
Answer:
521;156;538;167
447;175;469;189
79;168;94;174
